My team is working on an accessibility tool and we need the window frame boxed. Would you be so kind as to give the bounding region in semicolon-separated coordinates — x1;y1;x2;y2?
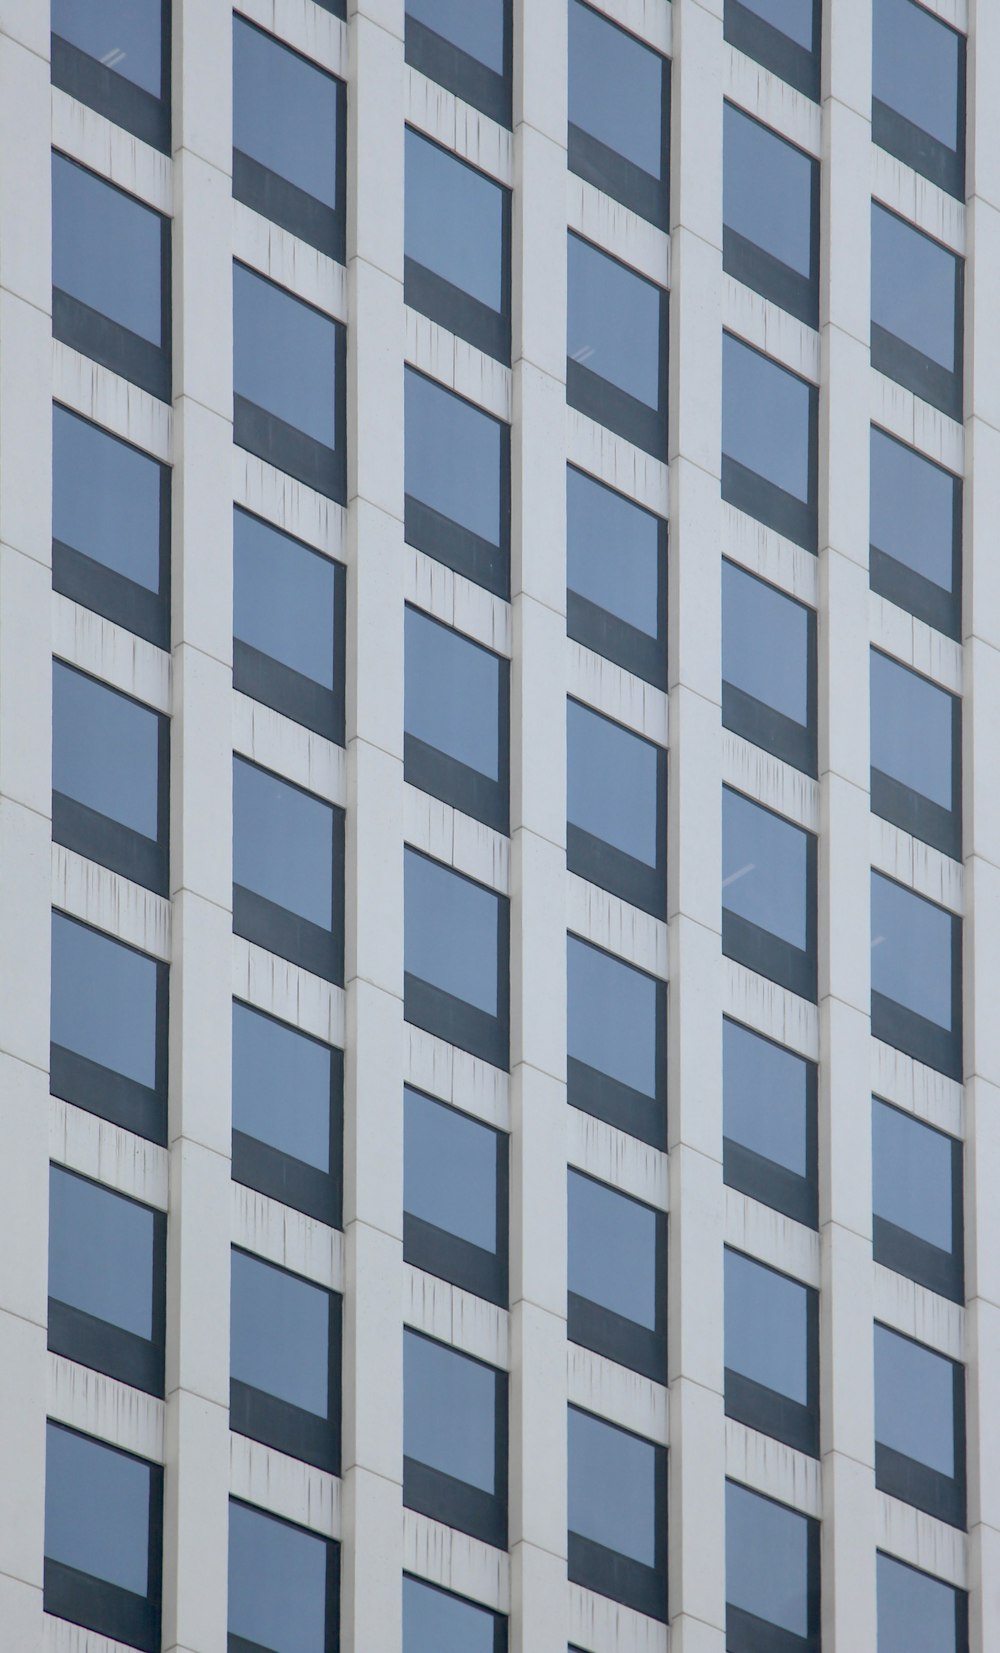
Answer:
871;202;965;423
722;332;820;554
403;1327;509;1550
228;1498;341;1653
567;1169;667;1383
404;366;511;600
567;232;670;459
724;1247;820;1458
722;559;818;777
402;1572;508;1653
876;1549;969;1653
567;932;668;1150
566;465;668;689
725;1478;821;1653
403;846;511;1071
567;697;668;920
403;1084;509;1308
723;102;820;328
404;0;513;128
874;1322;966;1528
872;0;966;199
722;787;818;1003
567;0;671;230
870;648;962;860
723;1017;819;1231
869;424;962;641
404;605;510;834
870;871;963;1081
872;1096;964;1304
51;4;171;153
567;1404;668;1622
723;0;821;102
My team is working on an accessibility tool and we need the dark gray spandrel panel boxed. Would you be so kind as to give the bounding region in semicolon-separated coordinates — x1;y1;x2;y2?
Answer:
51;913;159;1088
567;936;659;1098
405;129;505;312
875;1324;956;1476
406;0;506;73
403;1575;498;1653
871;205;960;372
232;1003;333;1173
735;0;814;48
405;607;502;781
723;560;810;725
53;663;161;840
870;872;954;1030
53;0;164;95
870;428;958;592
567;468;661;637
568;1407;658;1566
567;699;660;867
45;1424;152;1595
49;1166;156;1340
405;1086;499;1254
234;510;337;690
228;1501;330;1653
873;1098;954;1253
870;650;955;812
873;0;963;152
53;408;162;592
723;789;809;950
723;334;812;502
234;18;340;210
568;235;663;409
876;1551;963;1653
405;369;504;546
231;1250;331;1418
404;1330;498;1492
568;1170;657;1329
233;264;339;449
724;103;814;278
725;1249;809;1403
404;850;500;1017
723;1019;809;1176
726;1480;811;1636
52;154;164;345
569;1;664;176
233;758;334;929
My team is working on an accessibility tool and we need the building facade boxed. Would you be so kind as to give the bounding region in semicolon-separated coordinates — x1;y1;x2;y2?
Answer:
0;0;997;1650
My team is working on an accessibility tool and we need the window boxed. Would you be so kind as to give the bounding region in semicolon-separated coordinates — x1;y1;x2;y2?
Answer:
725;1248;819;1456
52;153;171;401
870;426;962;638
53;661;169;895
232;1001;343;1228
51;911;168;1144
567;699;667;918
873;0;965;198
566;467;667;687
404;1085;508;1306
405;0;511;127
404;848;510;1069
404;367;510;597
403;1574;506;1653
48;1165;166;1397
871;649;961;858
568;2;670;228
875;1323;965;1526
234;508;345;743
726;1480;820;1653
567;233;669;458
568;1406;667;1620
230;1248;341;1474
873;1097;963;1302
233;756;345;984
871;871;962;1079
567;934;666;1148
233;17;346;260
723;788;817;1001
233;262;346;501
723;559;816;775
723;1018;818;1228
871;203;963;421
53;406;170;649
723;0;820;101
723;103;819;326
228;1499;339;1653
52;0;169;151
405;128;511;363
405;606;509;832
45;1421;163;1652
403;1328;507;1548
877;1552;968;1653
568;1169;666;1381
722;332;818;552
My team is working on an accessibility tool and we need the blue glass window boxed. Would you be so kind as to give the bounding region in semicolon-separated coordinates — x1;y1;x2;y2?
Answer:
568;233;668;457
405;128;510;362
569;1;670;227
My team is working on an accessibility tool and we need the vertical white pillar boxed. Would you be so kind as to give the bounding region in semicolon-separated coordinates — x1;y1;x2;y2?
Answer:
0;5;52;1649
667;3;726;1649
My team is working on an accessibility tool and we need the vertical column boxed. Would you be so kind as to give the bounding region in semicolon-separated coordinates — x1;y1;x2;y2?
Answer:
962;6;1000;1648
817;5;876;1650
162;2;235;1649
0;6;52;1649
667;4;725;1650
508;4;569;1650
341;4;405;1649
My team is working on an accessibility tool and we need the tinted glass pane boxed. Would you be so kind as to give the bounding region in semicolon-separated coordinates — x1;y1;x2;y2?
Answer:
404;850;500;1017
736;0;814;49
567;935;659;1098
875;1324;956;1476
569;2;664;177
403;1576;498;1653
568;1170;657;1329
870;428;958;594
568;700;660;867
567;468;661;639
51;913;159;1089
873;1098;955;1254
724;103;814;278
52;154;163;345
723;333;812;503
873;0;962;152
233;1003;333;1173
45;1424;151;1595
405;1087;499;1254
49;1166;156;1340
871;872;954;1030
723;561;811;727
723;789;809;950
234;510;337;691
234;264;338;449
568;235;663;409
872;205;960;373
406;608;502;781
568;1408;657;1566
724;1019;810;1177
871;650;955;813
725;1249;809;1403
405;129;505;313
228;1501;330;1653
231;1250;331;1418
233;758;334;928
53;662;161;840
53;407;163;593
726;1481;810;1637
404;1330;497;1491
405;370;504;547
406;0;505;73
233;19;340;211
877;1552;962;1653
52;0;163;96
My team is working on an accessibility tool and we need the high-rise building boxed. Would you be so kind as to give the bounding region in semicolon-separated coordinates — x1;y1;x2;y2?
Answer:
0;0;995;1649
